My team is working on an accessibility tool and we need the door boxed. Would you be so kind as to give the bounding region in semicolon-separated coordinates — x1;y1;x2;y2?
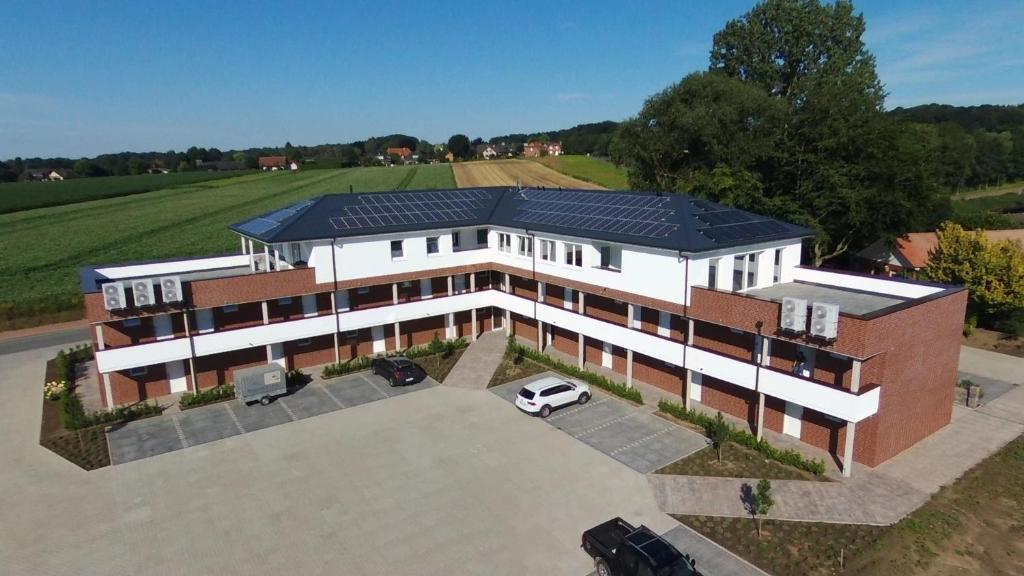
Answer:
166;360;187;393
335;289;350;312
195;308;214;333
153;314;173;340
454;274;466;294
270;343;286;369
302;294;317;317
564;288;574;310
689;370;702;402
783;402;803;438
601;342;613;368
371;325;385;354
492;308;503;330
794;346;816;378
420;279;433;300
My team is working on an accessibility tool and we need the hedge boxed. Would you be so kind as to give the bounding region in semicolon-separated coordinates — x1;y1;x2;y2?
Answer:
320;336;468;379
658;400;826;476
180;384;235;409
507;338;643;404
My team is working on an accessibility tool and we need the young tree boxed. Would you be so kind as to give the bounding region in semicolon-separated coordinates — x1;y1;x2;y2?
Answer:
925;221;1024;317
706;411;731;462
752;478;774;537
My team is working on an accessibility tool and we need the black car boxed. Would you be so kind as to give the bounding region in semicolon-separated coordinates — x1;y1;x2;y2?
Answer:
371;356;427;386
582;517;701;576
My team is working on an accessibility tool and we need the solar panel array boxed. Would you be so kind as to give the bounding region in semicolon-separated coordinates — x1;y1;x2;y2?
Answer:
689;198;793;244
329;189;491;230
236;199;317;236
512;189;678;239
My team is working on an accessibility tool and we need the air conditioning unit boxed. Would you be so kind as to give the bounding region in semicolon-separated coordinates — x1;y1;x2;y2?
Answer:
159;276;182;303
102;282;126;311
809;302;840;340
779;297;808;332
131;279;154;307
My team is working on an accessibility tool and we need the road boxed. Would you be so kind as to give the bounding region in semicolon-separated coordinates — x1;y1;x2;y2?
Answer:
0;326;90;356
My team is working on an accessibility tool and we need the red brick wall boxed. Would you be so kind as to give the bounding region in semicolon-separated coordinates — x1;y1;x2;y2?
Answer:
403;316;445;348
213;302;264;331
352;284;394;309
544;283;566;308
551;325;578;357
585;294;627;326
512;312;538;343
102;317;152;347
633;353;684;397
189;268;319;310
267;296;305;323
284;335;335;369
109;364;169;404
455;310;472;339
700;376;757;429
194;346;266;389
694;321;754;362
511;275;538;300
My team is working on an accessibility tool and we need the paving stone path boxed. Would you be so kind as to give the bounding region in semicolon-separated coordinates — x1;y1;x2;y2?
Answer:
442;330;508;389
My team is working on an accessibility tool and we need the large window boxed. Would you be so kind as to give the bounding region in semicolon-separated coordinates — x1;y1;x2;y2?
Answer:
390;240;404;259
498;233;511;253
746;253;758;288
451;231;461;250
539;239;556;261
773;249;782;283
517;236;533;257
733;255;745;291
476;228;488;245
598;245;621;270
564;243;583;267
426;236;439;255
708;259;718;288
731;252;758;291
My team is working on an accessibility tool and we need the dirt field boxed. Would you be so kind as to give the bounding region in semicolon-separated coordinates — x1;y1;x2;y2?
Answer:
452;159;605;189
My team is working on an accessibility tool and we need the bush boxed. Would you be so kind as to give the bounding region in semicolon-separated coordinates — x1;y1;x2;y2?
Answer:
179;384;235;409
321;356;373;378
320;339;469;378
658;400;827;476
506;340;643;404
286;368;309;387
995;309;1024;339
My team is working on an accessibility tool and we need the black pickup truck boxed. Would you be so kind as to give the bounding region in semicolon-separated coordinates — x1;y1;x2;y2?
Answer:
582;517;701;576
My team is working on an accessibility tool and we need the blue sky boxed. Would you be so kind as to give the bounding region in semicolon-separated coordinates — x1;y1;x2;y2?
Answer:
2;0;1021;159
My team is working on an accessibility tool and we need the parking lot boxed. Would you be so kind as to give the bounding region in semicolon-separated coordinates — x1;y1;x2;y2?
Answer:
109;371;438;464
490;373;708;473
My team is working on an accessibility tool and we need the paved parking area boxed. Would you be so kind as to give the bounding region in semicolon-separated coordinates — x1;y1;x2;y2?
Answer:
490;373;707;473
109;371;438;464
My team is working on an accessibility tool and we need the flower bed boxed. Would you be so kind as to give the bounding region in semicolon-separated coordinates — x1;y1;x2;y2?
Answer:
320;336;468;379
505;338;643;404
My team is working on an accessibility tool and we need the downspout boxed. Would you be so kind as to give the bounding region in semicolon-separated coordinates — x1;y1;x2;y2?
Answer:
680;251;689;371
330;238;341;357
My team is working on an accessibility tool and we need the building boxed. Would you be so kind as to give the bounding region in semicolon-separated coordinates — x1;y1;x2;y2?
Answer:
81;188;966;476
523;141;563;158
258;156;289;170
858;230;1024;276
385;147;413;160
25;168;71;181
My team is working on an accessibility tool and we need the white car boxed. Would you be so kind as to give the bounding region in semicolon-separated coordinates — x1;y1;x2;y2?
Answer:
514;376;591;418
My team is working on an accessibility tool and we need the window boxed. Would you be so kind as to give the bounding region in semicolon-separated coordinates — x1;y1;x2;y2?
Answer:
517;236;533;257
498;233;511;253
733;255;745;291
476;228;488;245
297;338;311;347
390;240;404;259
122;317;141;328
773;248;782;284
540;239;556;261
356;287;370;295
289;242;302;262
129;366;148;376
747;253;758;288
277;297;292;305
344;330;359;339
598;245;621;270
222;304;238;313
426;236;439;255
564;243;583;267
451;231;461;249
708;258;718;288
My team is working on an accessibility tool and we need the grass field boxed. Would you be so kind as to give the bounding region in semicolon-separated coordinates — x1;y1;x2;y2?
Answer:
0;171;254;214
952;179;1024;200
531;155;630;189
451;159;604;189
0;164;455;330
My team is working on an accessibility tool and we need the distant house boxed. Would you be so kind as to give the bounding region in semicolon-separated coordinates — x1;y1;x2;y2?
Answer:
386;147;413;159
25;168;71;181
196;160;246;171
476;143;510;160
857;230;1024;276
289;160;300;170
523;141;563;158
444;151;455;163
147;167;171;174
259;156;289;171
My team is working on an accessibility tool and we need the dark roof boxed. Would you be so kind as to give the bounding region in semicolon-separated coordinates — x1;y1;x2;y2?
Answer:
228;187;813;254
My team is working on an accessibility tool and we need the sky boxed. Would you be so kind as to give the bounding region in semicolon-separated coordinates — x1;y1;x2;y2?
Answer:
1;0;1022;159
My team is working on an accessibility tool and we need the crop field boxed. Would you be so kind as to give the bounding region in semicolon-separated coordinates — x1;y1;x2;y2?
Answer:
0;164;455;330
531;155;630;189
0;171;253;214
451;159;604;189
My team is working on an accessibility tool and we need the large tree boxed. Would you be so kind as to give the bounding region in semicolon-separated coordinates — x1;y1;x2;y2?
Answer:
447;134;471;160
613;0;946;264
925;222;1024;318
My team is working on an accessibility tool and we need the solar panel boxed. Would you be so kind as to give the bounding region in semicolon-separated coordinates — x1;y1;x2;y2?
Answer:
697;210;755;227
512;189;679;239
700;219;790;243
329;189;491;230
690;199;720;212
236;218;281;235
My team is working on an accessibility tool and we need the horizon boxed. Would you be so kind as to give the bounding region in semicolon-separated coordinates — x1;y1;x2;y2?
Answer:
2;0;1022;159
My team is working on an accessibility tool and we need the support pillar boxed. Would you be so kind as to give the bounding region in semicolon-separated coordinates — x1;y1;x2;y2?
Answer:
469;272;476;292
273;248;281;271
504;309;511;336
684;369;693;409
626;349;633;387
329;291;340;363
843;359;863;478
248;239;255;271
577;333;584;369
755;335;770;441
394;322;401;351
577;291;586;368
263;243;269;272
262;301;272;362
240;236;247;254
470;309;477;341
756;393;766;440
447;275;453;296
537;321;543;350
392;283;399;305
182;312;198;393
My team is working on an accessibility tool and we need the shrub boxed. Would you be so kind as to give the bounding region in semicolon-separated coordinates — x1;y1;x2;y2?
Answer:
179;384;235;409
996;309;1024;339
506;340;643;404
658;400;827;476
320;339;469;378
78;401;162;427
44;379;68;401
321;356;373;378
286;368;309;387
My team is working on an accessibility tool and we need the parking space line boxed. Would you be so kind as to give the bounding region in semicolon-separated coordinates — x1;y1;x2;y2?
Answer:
278;399;299;421
319;384;347;409
224;403;246;434
359;374;390;398
573;412;640;438
548;397;611;420
170;414;189;449
609;426;676;456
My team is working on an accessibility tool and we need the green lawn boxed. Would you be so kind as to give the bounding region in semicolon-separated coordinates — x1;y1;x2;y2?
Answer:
0;164;455;330
0;171;254;214
532;155;630;189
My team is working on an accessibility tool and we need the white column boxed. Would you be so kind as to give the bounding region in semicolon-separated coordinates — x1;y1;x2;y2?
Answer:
684;369;693;410
392;283;399;305
470;309;477;341
469;273;476;292
537;320;543;350
330;292;340;363
577;291;586;368
756;335;770;440
263;243;269;273
843;359;863;478
626;349;633;387
447;275;453;296
102;373;114;409
182;312;198;393
394;322;401;351
240;236;247;254
248;239;255;271
262;301;272;362
274;248;281;271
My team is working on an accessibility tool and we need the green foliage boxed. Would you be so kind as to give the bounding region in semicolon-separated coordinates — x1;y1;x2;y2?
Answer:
286;368;309;387
925;222;1024;316
319;338;468;378
706;411;731;462
179;384;235;409
505;339;643;404
659;400;826;476
447;134;471;160
428;332;444;355
751;478;775;537
996;309;1024;339
321;356;373;378
48;346;161;429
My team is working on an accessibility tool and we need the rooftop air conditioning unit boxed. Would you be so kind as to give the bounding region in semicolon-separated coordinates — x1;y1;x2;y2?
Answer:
809;302;840;340
102;282;127;311
159;276;182;303
131;278;154;307
779;297;807;333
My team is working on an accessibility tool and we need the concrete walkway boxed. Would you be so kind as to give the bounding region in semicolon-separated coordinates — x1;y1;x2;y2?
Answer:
442;330;508;389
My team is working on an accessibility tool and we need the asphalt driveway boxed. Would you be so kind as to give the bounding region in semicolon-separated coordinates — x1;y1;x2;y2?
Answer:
490;373;707;473
108;371;438;464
